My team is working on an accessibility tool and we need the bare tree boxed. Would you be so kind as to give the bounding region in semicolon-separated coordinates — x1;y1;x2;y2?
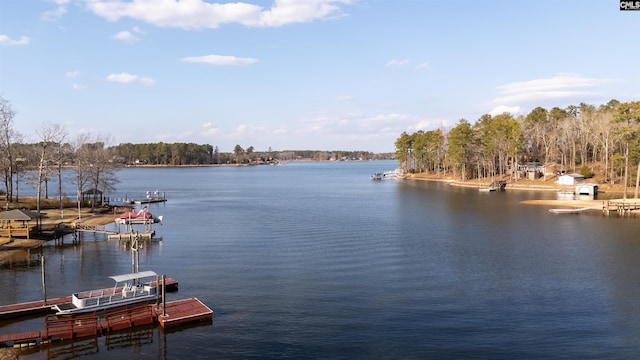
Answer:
72;132;93;213
35;123;67;213
0;97;22;204
73;133;118;212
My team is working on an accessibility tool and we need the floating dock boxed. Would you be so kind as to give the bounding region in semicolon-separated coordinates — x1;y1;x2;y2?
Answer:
0;298;212;348
107;231;155;241
155;297;213;328
549;206;600;214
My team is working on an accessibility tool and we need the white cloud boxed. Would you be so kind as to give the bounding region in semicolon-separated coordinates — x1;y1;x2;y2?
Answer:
86;0;352;29
106;72;156;86
489;105;521;116
0;35;30;46
181;54;258;65
202;122;221;136
493;75;606;104
416;62;429;70
386;59;409;67
258;0;351;27
299;112;435;138
489;74;615;114
65;70;80;78
112;30;139;43
337;95;353;102
42;0;69;21
72;83;88;90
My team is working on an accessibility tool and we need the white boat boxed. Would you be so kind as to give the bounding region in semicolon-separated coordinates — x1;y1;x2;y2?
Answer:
53;271;159;315
478;187;495;192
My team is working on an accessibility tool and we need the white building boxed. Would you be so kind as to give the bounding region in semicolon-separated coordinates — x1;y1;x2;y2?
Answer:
557;173;585;185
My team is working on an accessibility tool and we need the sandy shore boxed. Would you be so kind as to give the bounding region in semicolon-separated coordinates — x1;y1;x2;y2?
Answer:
407;173;627;194
403;173;640;211
520;199;604;208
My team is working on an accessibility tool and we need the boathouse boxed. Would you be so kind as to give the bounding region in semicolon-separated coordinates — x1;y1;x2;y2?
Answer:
575;183;598;196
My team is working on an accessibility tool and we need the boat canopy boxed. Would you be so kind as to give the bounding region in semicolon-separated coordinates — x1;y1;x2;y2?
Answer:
109;271;158;283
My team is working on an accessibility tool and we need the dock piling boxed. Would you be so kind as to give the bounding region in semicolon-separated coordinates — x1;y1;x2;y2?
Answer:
41;256;47;305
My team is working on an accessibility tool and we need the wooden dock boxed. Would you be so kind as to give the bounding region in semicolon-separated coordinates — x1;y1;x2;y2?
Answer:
0;298;212;348
603;199;640;215
0;278;178;320
124;191;167;205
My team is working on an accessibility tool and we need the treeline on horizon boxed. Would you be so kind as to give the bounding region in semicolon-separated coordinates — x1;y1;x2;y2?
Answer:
112;143;393;165
395;99;640;187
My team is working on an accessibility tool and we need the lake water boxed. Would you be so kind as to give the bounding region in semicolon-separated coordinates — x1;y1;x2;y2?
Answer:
2;161;640;359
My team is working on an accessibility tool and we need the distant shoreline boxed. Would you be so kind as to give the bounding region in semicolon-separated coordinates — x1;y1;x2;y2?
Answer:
406;173;627;197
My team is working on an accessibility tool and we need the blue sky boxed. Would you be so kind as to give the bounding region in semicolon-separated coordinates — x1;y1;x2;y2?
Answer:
1;0;638;153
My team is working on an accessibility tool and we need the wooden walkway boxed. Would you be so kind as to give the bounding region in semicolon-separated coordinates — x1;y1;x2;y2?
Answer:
73;224;119;236
0;297;71;320
0;298;212;348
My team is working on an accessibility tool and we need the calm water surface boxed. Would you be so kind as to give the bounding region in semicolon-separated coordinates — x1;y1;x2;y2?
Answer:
2;161;640;359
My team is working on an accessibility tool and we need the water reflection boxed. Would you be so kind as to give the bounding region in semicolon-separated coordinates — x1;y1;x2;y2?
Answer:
14;327;160;360
0;249;42;269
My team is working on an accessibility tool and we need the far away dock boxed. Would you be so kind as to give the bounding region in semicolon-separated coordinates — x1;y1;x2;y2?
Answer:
602;199;640;215
547;198;640;215
123;191;167;205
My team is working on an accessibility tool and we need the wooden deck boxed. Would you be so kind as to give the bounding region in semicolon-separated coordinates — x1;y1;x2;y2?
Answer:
0;226;35;239
0;298;212;348
154;297;213;328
